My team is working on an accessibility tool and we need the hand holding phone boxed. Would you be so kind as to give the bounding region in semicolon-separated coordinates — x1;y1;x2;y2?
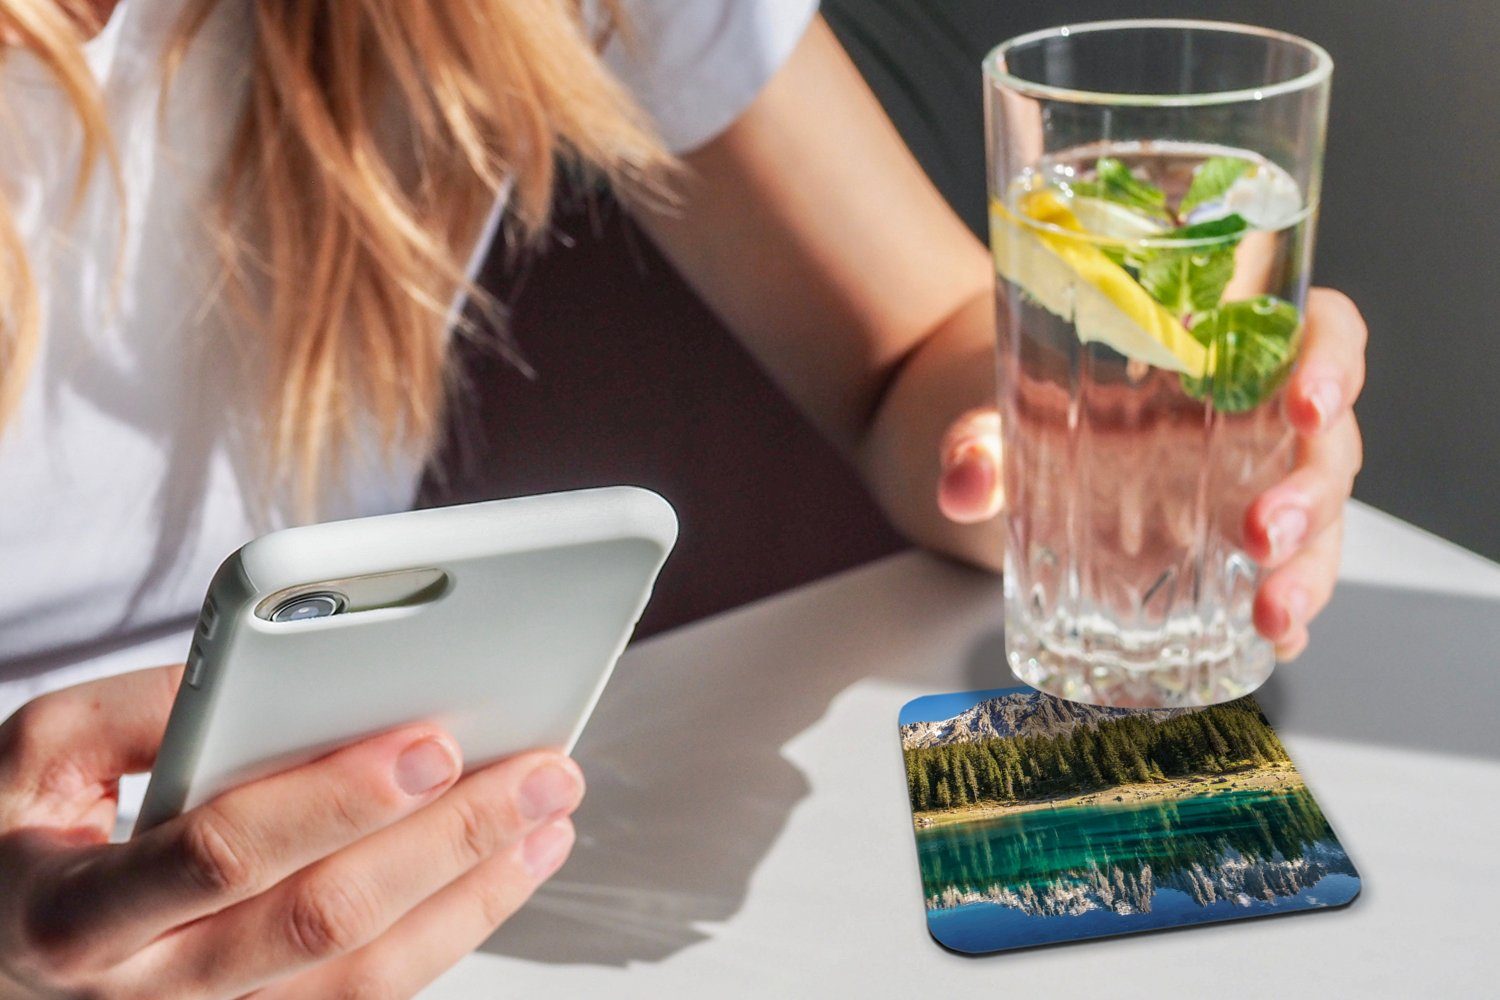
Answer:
0;486;674;998
0;664;587;997
136;485;676;832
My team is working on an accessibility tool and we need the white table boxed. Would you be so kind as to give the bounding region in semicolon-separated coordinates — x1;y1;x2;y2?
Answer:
425;501;1500;999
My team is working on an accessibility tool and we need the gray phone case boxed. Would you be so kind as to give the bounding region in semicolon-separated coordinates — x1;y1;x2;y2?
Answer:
134;486;676;834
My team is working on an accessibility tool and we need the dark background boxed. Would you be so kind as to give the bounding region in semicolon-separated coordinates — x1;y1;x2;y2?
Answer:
422;2;1499;634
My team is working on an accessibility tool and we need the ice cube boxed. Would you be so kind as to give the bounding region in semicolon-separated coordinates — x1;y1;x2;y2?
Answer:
1188;164;1303;230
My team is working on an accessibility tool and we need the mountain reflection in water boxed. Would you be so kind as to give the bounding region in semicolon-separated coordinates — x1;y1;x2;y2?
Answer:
917;786;1359;951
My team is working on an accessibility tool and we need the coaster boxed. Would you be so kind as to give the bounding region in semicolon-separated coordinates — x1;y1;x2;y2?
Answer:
899;686;1360;954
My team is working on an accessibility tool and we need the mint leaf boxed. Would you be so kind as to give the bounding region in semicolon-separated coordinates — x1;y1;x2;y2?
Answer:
1135;215;1249;315
1138;251;1232;315
1179;156;1253;217
1073;157;1170;219
1180;296;1302;412
1173;214;1251;242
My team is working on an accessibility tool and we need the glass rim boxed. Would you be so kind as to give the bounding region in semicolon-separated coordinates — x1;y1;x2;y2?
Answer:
983;18;1333;108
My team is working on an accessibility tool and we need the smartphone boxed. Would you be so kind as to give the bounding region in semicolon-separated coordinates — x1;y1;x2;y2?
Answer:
133;486;677;835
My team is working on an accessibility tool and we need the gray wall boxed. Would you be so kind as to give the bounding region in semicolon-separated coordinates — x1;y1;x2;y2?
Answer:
826;0;1500;561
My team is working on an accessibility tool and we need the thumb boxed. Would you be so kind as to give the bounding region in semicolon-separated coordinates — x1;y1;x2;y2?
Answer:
937;408;1003;524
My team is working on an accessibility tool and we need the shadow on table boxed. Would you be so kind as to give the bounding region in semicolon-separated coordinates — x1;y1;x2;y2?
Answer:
481;564;1498;969
1255;581;1500;761
481;553;989;967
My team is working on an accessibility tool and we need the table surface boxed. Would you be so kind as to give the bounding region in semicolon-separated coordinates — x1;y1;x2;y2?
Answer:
418;501;1500;999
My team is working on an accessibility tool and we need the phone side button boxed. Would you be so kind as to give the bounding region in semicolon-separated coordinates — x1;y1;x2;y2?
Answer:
185;644;205;689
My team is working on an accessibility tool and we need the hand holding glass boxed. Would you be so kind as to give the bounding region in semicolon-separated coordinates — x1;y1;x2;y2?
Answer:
986;21;1332;707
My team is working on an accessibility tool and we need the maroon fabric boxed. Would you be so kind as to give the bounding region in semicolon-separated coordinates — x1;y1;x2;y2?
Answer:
417;197;906;637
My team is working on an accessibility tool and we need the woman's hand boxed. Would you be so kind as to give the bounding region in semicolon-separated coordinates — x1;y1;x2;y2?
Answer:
1242;289;1366;658
938;287;1367;661
0;665;582;999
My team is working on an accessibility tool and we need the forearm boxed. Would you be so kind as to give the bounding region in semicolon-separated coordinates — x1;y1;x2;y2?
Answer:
631;14;1006;570
854;288;1004;572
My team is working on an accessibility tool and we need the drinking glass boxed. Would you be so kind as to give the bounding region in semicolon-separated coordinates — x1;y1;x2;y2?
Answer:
985;20;1332;707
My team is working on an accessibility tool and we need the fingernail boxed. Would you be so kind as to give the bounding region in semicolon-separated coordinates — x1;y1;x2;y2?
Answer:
1265;506;1308;560
940;442;1000;521
943;439;992;474
1307;379;1342;428
1283;587;1311;630
522;819;576;879
941;449;994;494
395;738;459;796
519;760;584;821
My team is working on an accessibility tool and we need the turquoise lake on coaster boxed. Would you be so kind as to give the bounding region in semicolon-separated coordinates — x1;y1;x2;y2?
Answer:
898;687;1360;954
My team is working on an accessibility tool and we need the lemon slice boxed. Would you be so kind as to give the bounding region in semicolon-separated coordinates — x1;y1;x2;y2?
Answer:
1068;195;1168;241
990;190;1208;378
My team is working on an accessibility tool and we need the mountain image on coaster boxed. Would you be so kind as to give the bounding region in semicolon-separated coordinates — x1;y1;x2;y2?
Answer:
898;687;1360;954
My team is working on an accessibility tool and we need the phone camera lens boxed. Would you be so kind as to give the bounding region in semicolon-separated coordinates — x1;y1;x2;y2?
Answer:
269;592;346;623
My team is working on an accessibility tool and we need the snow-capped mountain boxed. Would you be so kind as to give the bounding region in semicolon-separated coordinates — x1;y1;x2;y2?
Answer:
900;690;1179;749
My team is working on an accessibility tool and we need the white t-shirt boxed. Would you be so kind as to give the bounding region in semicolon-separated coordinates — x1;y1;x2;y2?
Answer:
0;0;818;721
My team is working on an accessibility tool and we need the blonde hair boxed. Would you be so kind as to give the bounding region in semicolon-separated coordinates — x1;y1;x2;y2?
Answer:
0;0;671;509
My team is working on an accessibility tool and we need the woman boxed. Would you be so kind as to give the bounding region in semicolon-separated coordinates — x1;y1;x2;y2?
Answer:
0;1;1365;995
